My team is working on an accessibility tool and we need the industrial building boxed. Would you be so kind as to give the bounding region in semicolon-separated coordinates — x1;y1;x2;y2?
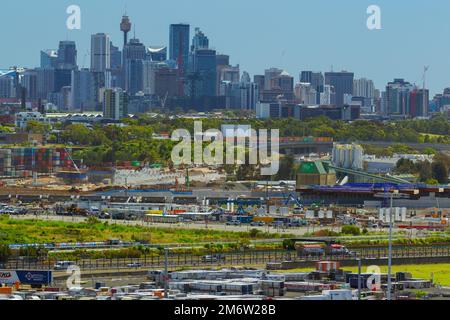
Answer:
296;161;336;186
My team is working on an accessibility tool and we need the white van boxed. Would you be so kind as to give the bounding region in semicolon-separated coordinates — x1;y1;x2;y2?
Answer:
53;261;75;270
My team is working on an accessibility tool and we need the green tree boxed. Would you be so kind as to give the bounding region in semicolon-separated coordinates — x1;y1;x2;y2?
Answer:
432;162;449;184
341;225;361;236
276;154;295;180
417;160;433;182
25;120;51;134
0;244;12;263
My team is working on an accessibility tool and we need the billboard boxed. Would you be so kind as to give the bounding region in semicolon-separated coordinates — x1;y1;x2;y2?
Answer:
0;270;52;285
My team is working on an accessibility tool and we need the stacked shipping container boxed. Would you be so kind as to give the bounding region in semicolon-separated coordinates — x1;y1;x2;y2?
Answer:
0;147;73;177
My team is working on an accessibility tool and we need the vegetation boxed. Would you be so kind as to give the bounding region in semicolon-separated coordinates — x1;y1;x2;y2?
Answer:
0;216;289;245
395;152;450;184
0;244;11;263
344;236;450;247
44;114;450;166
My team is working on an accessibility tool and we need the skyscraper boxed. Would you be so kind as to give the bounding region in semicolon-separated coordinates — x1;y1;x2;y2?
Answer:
409;88;429;118
57;41;77;70
36;68;55;99
21;69;38;101
189;48;217;98
110;43;122;69
91;33;111;72
385;78;413;116
300;71;324;104
264;68;283;90
103;88;128;120
71;68;96;111
123;38;146;95
169;24;190;76
147;46;167;62
324;71;354;107
191;28;209;50
40;50;58;69
0;73;14;98
353;78;375;99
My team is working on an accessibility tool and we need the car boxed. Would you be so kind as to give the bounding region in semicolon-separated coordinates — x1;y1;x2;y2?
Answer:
201;254;225;263
54;261;75;270
127;262;142;268
226;221;241;226
250;221;265;226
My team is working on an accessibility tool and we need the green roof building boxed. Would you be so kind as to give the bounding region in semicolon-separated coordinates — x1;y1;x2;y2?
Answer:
296;161;336;187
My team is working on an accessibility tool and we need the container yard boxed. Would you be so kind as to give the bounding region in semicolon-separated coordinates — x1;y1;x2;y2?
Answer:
0;262;446;300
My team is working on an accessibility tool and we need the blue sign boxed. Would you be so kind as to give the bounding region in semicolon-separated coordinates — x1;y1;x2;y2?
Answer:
0;270;52;285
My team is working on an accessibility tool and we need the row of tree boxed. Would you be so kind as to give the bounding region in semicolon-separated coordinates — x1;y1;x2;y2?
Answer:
395;153;450;184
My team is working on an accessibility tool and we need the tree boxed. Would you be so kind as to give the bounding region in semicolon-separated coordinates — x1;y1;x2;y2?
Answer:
417;160;433;182
0;244;11;264
341;225;361;236
25;120;51;134
276;154;295;180
432;162;449;184
395;158;416;174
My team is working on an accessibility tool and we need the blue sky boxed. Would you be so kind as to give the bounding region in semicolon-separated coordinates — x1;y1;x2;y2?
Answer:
1;0;449;95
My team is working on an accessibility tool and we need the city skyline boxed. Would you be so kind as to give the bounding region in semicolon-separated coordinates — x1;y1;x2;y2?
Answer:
1;0;450;95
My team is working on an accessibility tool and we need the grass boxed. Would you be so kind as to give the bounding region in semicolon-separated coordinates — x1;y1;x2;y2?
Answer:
277;264;450;286
0;216;286;245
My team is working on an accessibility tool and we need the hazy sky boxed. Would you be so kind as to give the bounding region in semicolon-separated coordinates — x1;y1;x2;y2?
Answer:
1;0;449;95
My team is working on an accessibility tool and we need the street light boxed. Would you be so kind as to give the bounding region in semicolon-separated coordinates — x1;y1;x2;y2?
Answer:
387;189;398;301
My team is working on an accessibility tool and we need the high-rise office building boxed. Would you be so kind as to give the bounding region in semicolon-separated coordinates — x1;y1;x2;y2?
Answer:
189;47;217;98
125;59;144;96
91;33;111;72
54;69;72;93
169;24;190;75
103;88;128;120
264;68;283;90
191;28;209;50
300;71;324;103
71;68;96;111
353;78;375;99
57;41;77;70
385;78;413;116
240;72;259;110
110;43;122;69
324;71;354;107
36;68;55;99
295;83;317;105
40;50;58;69
409;88;429;118
21;69;38;101
147;46;167;62
123;38;146;95
0;73;14;98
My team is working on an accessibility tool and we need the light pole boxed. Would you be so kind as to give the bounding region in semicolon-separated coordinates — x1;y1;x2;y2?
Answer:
164;247;169;299
357;258;362;300
387;190;395;301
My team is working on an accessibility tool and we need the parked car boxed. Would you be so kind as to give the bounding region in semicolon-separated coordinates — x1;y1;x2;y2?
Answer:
54;261;75;270
127;262;142;268
201;254;225;263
